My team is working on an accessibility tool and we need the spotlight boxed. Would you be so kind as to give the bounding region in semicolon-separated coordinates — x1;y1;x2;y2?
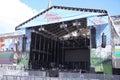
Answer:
73;20;81;26
32;29;35;32
60;22;67;28
39;27;45;31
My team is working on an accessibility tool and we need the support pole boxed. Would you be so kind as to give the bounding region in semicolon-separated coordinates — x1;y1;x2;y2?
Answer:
46;38;50;65
34;32;37;50
61;39;65;66
53;40;57;63
42;36;45;64
38;35;42;63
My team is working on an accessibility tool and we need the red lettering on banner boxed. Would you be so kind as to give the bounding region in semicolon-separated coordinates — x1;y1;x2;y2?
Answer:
45;12;61;22
93;18;103;24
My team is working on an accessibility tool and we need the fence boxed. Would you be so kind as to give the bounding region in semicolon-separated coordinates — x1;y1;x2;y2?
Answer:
0;65;24;80
2;74;120;80
0;65;120;80
2;71;120;80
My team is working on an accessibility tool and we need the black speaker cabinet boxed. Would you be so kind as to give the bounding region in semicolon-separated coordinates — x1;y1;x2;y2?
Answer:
22;35;27;52
101;33;106;48
91;26;96;48
47;69;59;77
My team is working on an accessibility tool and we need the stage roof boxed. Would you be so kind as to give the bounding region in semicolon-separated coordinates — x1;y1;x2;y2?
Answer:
111;15;120;37
15;6;108;30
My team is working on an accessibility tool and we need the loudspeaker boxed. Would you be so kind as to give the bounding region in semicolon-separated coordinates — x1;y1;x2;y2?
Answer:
48;69;59;77
101;33;106;48
91;26;96;48
22;35;27;52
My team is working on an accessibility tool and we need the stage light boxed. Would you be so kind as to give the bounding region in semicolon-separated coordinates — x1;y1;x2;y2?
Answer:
60;22;67;28
32;29;35;32
73;20;81;26
72;31;77;37
39;27;45;31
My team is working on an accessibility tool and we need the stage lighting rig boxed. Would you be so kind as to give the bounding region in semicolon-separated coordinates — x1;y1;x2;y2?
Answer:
39;26;45;31
73;20;81;26
60;22;67;28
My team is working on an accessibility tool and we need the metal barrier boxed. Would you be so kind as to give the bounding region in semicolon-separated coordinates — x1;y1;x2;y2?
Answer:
59;71;81;78
27;70;46;77
3;75;58;80
1;69;120;80
0;65;24;71
2;73;120;80
59;71;120;80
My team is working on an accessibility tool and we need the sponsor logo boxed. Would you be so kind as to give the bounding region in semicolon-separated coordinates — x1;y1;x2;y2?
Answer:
45;12;61;22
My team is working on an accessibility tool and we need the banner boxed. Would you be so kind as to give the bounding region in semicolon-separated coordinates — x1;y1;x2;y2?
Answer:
90;23;112;74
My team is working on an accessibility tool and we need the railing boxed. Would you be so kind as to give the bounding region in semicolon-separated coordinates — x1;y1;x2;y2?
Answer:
1;71;120;80
0;66;120;80
59;72;120;80
2;74;120;80
0;65;24;80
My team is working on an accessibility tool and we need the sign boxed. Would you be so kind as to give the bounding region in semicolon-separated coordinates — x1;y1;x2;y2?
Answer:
45;12;61;22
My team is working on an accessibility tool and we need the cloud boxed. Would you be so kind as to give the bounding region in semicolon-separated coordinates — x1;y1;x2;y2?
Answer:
0;0;38;34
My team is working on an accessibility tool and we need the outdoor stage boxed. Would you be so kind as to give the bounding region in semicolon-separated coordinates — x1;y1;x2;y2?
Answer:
1;6;120;75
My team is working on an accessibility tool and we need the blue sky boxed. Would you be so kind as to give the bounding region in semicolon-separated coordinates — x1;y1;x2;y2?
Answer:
21;0;120;15
0;0;120;34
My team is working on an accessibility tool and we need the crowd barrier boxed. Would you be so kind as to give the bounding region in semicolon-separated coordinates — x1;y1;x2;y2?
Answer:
2;72;120;80
2;74;120;80
0;65;120;80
